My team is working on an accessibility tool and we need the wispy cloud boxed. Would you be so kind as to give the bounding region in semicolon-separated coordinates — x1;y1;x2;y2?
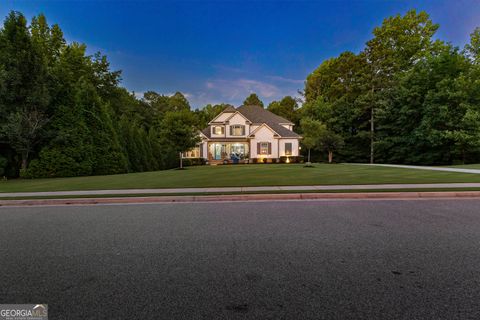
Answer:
133;91;145;100
266;75;304;84
184;76;306;108
213;64;247;74
206;78;281;100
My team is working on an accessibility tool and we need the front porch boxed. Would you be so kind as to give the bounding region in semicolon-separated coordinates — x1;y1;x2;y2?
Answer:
183;140;303;165
207;141;250;163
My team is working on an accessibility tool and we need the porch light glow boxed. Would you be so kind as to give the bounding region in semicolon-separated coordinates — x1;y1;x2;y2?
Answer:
286;157;290;163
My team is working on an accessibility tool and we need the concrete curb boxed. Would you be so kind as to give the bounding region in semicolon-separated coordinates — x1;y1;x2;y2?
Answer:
3;183;480;198
1;191;480;206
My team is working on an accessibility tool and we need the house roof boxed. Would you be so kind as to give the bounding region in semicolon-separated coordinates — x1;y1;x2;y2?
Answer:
237;105;300;138
222;105;236;113
237;104;294;125
253;122;300;138
201;104;300;139
201;127;212;139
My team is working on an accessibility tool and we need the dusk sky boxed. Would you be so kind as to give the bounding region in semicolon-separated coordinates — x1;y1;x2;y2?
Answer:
1;0;479;108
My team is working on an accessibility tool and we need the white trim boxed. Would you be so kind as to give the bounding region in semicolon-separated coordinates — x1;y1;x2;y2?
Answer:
248;123;280;137
208;110;233;124
225;111;252;124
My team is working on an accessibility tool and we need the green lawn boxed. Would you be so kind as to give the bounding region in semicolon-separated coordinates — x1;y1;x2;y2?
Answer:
2;164;480;193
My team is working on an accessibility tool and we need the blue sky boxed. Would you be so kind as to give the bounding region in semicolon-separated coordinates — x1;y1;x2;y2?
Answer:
1;0;479;108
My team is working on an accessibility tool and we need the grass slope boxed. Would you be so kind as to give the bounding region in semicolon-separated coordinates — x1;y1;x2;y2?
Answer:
2;164;480;193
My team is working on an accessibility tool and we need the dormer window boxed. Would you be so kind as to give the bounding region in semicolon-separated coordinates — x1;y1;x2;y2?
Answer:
230;125;245;136
213;126;224;135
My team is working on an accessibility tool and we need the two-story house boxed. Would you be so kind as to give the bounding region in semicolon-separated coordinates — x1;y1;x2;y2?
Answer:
184;105;301;164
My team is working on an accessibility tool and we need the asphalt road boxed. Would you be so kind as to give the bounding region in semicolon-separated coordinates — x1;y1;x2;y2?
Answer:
1;200;480;319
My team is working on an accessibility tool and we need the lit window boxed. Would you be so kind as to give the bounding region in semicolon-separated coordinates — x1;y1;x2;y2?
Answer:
213;126;223;135
285;143;292;155
230;125;245;136
260;142;270;155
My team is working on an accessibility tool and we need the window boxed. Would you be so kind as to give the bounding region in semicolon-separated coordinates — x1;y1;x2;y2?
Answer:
285;143;292;155
213;126;224;135
230;125;245;136
259;142;270;155
182;147;200;158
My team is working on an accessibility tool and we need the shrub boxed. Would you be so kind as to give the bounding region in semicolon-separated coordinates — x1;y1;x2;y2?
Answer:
22;148;93;178
0;156;6;176
182;157;206;166
279;156;305;163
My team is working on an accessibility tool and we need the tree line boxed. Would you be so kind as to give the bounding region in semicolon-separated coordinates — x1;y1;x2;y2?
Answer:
1;10;479;178
300;10;480;165
0;12;203;178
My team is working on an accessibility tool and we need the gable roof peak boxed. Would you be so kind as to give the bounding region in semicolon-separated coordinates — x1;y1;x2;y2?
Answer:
222;105;236;113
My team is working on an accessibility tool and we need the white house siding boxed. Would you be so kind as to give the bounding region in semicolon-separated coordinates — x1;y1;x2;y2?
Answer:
226;113;250;137
278;139;299;157
281;124;293;130
211;112;233;122
250;126;279;159
250;124;260;133
200;142;208;159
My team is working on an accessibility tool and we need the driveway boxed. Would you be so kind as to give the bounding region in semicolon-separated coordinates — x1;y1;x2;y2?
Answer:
354;163;480;174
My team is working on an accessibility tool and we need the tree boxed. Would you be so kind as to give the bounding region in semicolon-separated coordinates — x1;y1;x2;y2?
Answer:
75;79;127;175
0;155;6;176
305;51;366;104
143;91;190;118
465;27;480;64
0;12;50;171
363;10;438;163
194;103;229;128
374;42;478;165
1;109;48;170
318;130;344;163
300;117;325;163
0;11;203;177
158;110;200;169
168;92;191;111
303;52;369;163
267;96;299;124
243;93;264;107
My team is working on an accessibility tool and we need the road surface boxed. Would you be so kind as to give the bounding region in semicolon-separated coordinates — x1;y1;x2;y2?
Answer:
1;200;480;319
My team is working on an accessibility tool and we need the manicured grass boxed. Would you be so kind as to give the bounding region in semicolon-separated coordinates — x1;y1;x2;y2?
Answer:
2;164;480;193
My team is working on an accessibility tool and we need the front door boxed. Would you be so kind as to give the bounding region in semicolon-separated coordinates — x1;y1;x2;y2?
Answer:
214;143;224;160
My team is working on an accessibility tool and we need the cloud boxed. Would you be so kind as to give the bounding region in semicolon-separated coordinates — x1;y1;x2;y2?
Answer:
266;75;304;84
205;78;281;100
213;64;247;74
133;91;145;99
181;76;306;108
